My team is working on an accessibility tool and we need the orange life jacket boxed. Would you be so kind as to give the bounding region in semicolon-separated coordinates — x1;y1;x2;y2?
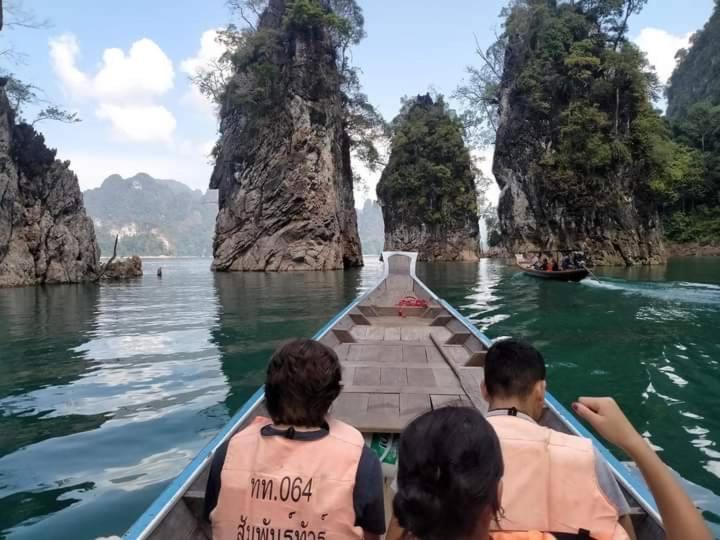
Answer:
492;533;556;540
210;416;365;540
487;414;629;540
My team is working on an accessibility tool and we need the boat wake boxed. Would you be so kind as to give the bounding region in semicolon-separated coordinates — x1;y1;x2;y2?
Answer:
582;277;720;305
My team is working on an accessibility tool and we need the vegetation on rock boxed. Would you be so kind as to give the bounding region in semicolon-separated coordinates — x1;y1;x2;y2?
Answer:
662;2;720;245
457;0;691;264
377;94;478;228
196;0;385;172
377;94;480;261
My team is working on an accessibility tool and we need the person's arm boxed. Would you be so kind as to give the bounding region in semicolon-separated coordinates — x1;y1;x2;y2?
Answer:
386;515;404;540
573;397;711;540
203;440;230;522
353;447;386;539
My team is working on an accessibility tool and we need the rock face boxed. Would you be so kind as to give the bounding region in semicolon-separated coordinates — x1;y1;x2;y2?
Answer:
100;256;143;280
210;0;362;272
0;82;99;287
492;5;665;267
377;95;480;262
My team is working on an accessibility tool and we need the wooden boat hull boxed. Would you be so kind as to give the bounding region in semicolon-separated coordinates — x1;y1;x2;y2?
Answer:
521;266;589;282
125;252;663;540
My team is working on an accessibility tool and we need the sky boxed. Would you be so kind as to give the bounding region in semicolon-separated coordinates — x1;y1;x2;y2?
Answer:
2;0;716;207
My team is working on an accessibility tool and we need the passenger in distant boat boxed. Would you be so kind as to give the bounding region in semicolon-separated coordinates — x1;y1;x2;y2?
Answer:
530;254;540;269
481;339;635;539
204;339;385;540
542;257;550;271
387;401;711;540
551;258;560;271
561;254;572;270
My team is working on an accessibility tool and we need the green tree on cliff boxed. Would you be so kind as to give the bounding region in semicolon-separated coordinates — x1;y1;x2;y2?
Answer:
196;0;385;170
377;94;478;229
459;0;694;217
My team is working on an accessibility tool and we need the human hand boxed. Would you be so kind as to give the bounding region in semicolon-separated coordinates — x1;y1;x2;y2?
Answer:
573;397;646;456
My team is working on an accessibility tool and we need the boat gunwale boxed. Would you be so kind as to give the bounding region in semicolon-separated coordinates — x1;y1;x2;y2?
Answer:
125;252;661;538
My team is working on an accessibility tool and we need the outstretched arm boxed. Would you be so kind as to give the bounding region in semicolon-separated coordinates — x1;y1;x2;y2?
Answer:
573;397;711;540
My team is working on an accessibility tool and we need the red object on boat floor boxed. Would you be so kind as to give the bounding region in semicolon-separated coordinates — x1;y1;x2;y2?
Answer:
397;296;428;316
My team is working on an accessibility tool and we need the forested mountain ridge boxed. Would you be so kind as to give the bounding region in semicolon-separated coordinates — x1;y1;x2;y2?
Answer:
663;1;720;246
487;0;677;265
667;4;720;123
377;94;480;261
83;174;216;257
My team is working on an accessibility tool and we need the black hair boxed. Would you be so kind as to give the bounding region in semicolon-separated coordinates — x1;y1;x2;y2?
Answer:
484;339;546;399
393;407;504;540
264;339;342;427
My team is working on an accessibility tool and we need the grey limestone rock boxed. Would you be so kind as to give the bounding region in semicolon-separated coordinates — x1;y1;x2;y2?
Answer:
0;82;100;287
210;0;362;272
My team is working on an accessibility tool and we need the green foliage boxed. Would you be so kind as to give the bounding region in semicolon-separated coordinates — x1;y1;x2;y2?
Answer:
663;0;720;244
377;95;478;228
283;0;352;39
665;208;720;245
666;2;720;123
10;123;57;178
476;1;674;212
202;0;383;169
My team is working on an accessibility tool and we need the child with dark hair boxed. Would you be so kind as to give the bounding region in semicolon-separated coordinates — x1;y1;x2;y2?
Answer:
391;402;711;540
205;339;385;540
393;407;504;540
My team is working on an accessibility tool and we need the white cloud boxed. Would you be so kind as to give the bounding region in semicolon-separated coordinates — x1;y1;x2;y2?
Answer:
634;28;692;85
93;39;174;103
49;34;176;143
96;104;177;144
180;29;229;116
181;29;227;77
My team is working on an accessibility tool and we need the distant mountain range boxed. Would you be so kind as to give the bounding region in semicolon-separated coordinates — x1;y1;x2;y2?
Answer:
84;174;386;258
83;173;217;257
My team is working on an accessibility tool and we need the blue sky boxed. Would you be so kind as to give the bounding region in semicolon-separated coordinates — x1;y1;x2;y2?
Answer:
2;0;716;204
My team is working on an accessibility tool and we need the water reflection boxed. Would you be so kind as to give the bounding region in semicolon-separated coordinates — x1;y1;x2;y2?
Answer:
0;259;227;540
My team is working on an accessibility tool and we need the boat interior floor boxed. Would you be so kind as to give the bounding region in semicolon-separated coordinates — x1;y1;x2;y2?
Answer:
323;273;489;433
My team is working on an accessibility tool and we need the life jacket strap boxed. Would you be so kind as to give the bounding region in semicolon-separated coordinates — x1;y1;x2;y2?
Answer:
551;530;593;540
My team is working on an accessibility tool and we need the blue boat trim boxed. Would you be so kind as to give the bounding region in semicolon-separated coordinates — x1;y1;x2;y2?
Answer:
125;283;376;539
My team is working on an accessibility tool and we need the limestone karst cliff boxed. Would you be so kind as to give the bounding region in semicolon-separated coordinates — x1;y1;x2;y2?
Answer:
377;95;480;262
210;0;363;271
492;1;665;266
0;81;99;287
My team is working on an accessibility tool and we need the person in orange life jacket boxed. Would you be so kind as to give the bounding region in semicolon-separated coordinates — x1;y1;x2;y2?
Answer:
481;339;635;540
389;402;712;540
203;339;385;540
392;405;558;540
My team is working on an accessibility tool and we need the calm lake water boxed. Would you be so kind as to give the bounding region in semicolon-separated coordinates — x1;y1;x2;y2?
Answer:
1;256;719;539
